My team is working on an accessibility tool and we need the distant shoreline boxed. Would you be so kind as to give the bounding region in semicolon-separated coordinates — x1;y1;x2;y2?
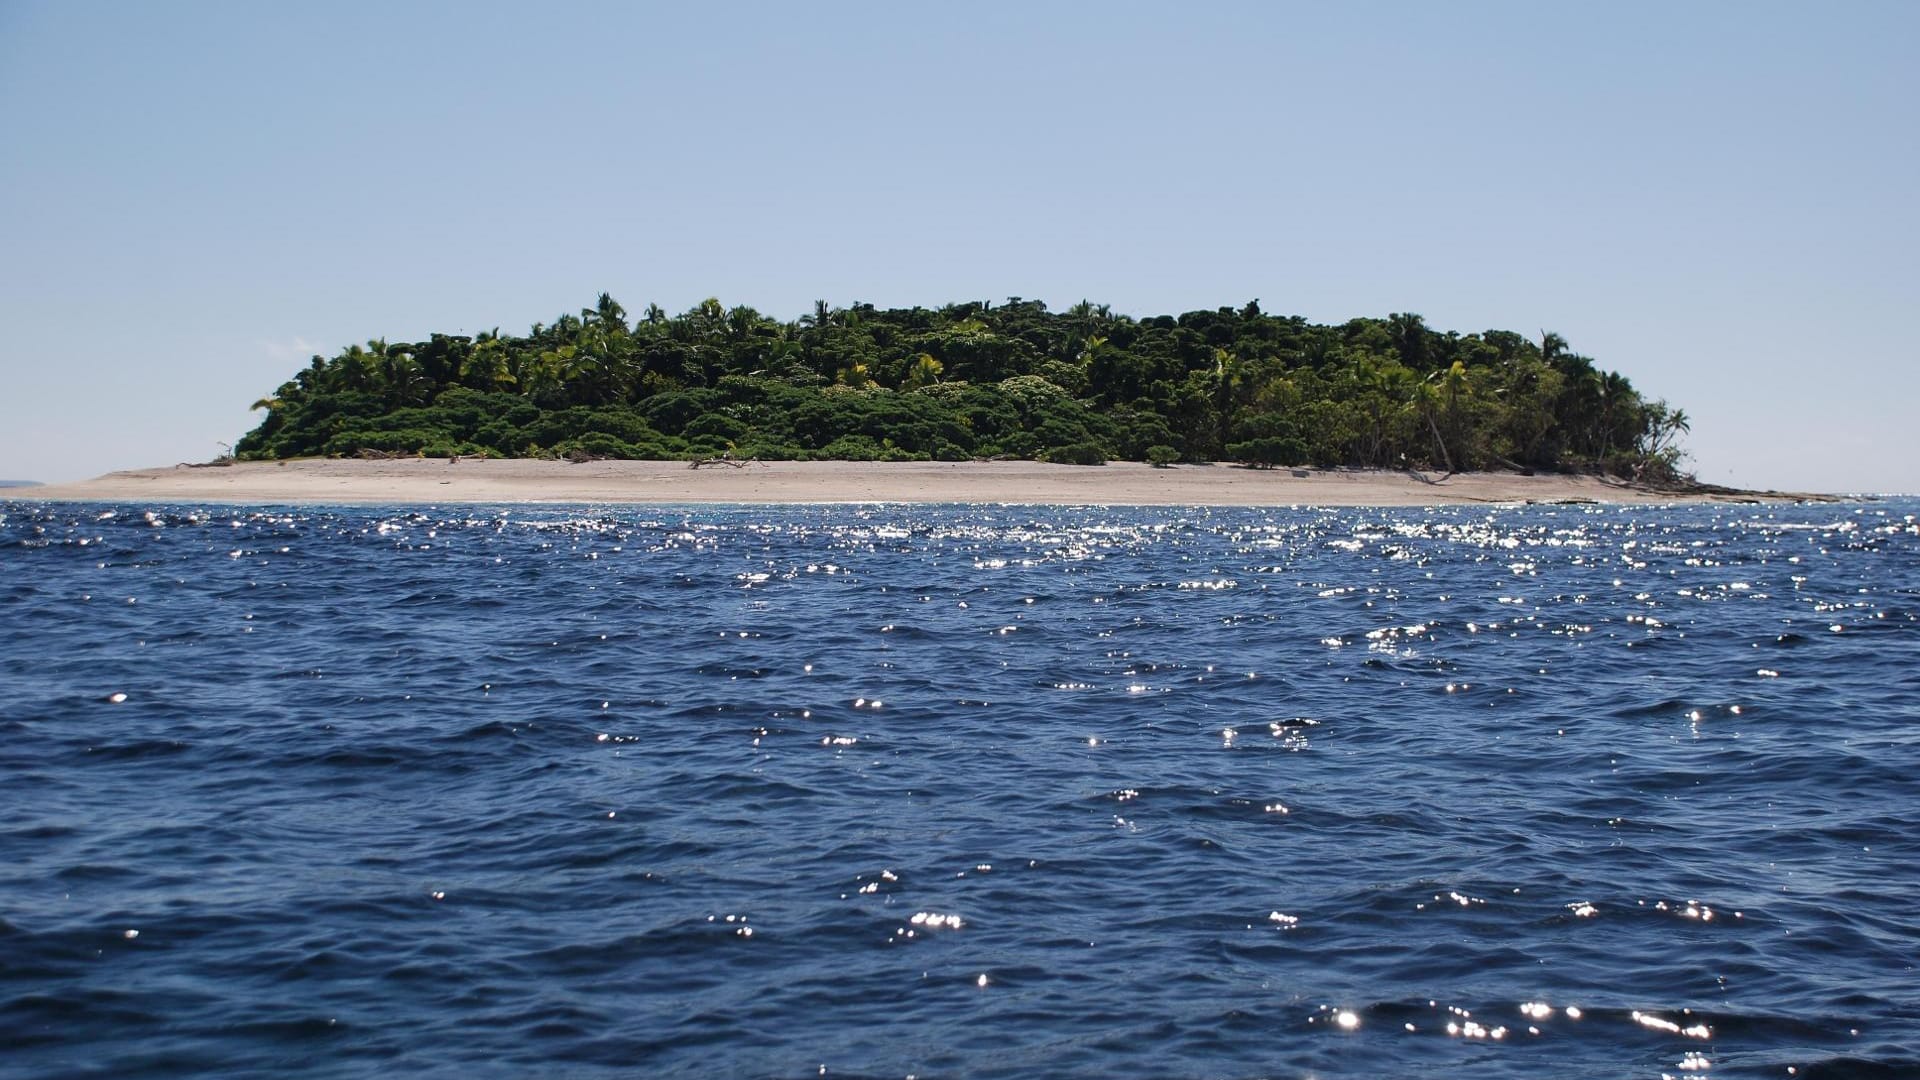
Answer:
18;458;1845;508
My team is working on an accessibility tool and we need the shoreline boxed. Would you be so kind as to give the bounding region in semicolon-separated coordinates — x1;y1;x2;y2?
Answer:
15;458;1846;508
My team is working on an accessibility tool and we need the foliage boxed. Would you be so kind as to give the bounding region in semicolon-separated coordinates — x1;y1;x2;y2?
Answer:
236;294;1688;477
1227;436;1308;469
1038;442;1107;466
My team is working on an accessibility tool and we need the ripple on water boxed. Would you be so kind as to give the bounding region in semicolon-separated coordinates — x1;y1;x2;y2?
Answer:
0;498;1915;1078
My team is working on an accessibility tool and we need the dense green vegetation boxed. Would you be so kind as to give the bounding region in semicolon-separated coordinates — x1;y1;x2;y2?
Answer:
238;295;1690;478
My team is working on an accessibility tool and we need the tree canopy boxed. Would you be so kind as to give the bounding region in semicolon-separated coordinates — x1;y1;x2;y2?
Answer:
237;295;1690;478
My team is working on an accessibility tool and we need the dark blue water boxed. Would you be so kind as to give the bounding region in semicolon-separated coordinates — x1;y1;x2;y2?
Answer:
3;499;1916;1079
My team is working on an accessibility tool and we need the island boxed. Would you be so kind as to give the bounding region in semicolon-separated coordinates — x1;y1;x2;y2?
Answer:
32;297;1841;507
234;296;1691;479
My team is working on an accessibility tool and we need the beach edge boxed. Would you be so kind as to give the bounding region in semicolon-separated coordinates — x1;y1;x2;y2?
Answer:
17;459;1848;508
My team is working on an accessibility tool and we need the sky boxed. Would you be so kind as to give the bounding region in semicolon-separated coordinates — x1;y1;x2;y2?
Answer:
1;1;1914;492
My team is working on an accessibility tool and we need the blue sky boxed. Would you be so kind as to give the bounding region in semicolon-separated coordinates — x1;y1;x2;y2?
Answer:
2;1;1914;491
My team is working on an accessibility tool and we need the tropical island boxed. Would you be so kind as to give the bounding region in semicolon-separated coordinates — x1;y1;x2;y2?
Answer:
236;296;1694;482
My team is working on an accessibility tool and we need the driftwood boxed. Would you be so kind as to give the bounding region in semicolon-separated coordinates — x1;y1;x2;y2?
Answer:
688;455;753;469
355;448;408;460
180;442;236;468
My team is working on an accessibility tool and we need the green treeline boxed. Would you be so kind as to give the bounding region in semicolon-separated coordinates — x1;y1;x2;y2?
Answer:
237;295;1690;476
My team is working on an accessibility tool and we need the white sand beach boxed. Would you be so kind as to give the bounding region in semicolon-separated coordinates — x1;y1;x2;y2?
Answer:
19;458;1829;507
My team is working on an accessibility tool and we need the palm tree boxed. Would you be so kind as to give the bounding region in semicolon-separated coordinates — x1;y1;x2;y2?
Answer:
835;359;874;389
1388;312;1429;370
381;349;431;407
1356;356;1414;465
459;337;514;392
1418;360;1472;475
691;298;726;341
904;353;943;389
726;304;766;342
334;344;378;393
1596;371;1634;457
1638;401;1689;458
800;299;837;331
1539;331;1568;365
588;292;628;333
1211;347;1250;448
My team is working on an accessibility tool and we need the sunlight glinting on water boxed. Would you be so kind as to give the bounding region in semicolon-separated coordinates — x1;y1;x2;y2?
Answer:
1;500;1915;1077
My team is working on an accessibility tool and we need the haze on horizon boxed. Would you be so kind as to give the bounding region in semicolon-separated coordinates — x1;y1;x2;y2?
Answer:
2;2;1914;494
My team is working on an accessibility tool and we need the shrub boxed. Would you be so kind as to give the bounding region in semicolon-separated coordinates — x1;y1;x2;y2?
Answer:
733;440;804;461
521;407;663;447
816;435;883;461
683;413;748;443
1145;444;1179;468
552;433;645;459
1040;442;1107;466
876;440;930;462
1227;436;1307;468
991;430;1039;458
322;427;448;456
640;390;721;435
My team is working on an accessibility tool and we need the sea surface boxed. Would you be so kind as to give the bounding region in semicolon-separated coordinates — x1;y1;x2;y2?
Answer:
2;498;1916;1080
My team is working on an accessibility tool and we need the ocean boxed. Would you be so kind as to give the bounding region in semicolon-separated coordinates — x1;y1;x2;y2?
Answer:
2;499;1915;1079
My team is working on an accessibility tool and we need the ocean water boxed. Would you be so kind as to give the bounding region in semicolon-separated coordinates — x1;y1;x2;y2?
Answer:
2;498;1916;1080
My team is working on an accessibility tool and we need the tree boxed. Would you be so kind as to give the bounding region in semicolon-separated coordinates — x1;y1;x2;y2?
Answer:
809;300;832;325
1415;360;1473;475
233;295;1676;476
904;353;943;389
1636;401;1691;481
835;359;874;389
1388;312;1430;370
588;292;628;333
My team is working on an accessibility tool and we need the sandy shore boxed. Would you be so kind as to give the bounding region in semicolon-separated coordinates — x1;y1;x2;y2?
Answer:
16;458;1836;507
